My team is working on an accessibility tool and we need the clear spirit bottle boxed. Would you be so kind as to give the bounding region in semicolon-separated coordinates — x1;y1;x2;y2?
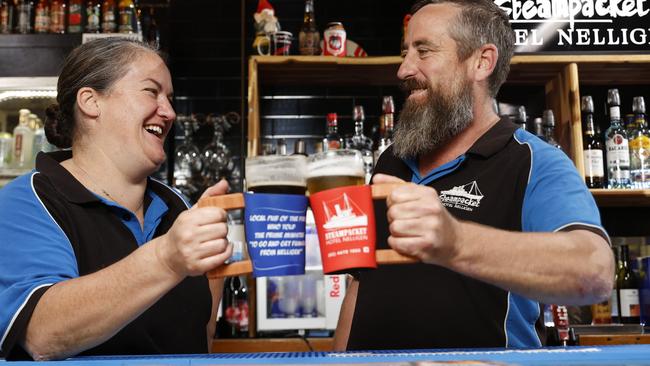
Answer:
605;89;631;189
628;96;650;189
345;105;373;183
323;113;343;151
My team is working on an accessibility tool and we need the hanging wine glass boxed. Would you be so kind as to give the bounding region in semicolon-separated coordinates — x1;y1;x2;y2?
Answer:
173;115;203;202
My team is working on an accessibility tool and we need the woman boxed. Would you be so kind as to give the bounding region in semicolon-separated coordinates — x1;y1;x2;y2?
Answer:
0;38;231;360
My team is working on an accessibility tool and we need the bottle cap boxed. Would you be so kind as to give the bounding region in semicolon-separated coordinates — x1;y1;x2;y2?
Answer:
543;109;555;127
633;96;646;114
517;105;527;123
607;89;620;107
581;95;594;113
382;96;395;114
326;113;338;126
353;105;365;122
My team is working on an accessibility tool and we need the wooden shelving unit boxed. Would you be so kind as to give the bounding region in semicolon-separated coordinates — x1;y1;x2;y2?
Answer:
591;189;650;207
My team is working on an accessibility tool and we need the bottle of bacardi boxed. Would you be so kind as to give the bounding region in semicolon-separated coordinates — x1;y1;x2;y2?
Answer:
345;105;373;183
628;96;650;189
323;113;343;151
581;96;605;189
605;89;631;189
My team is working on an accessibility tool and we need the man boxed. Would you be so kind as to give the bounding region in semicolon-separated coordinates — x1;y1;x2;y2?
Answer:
333;0;614;350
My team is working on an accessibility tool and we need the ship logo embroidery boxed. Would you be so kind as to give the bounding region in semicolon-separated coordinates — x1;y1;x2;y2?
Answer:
439;181;484;212
322;193;368;230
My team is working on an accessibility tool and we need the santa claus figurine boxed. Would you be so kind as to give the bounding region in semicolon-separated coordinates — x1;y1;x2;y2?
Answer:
253;0;281;55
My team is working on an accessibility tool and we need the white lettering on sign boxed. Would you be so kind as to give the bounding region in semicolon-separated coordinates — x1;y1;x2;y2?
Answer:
495;0;649;29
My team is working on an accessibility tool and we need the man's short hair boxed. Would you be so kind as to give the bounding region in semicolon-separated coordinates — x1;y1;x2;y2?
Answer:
411;0;515;97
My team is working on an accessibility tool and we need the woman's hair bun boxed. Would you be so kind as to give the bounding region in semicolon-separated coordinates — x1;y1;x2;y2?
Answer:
44;103;72;149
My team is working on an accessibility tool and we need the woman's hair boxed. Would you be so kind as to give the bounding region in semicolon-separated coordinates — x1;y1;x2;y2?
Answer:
45;38;160;148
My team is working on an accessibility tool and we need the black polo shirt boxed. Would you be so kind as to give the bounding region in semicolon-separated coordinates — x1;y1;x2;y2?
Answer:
0;151;211;360
347;118;607;350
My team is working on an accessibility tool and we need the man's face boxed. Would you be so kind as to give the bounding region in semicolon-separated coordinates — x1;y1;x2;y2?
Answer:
393;3;474;159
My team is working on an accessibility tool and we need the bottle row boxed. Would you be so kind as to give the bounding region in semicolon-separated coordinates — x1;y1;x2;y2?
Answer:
0;0;159;44
260;96;395;186
582;90;649;189
0;108;54;172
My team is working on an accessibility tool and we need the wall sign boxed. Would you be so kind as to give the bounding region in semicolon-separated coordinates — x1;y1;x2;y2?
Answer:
494;0;650;52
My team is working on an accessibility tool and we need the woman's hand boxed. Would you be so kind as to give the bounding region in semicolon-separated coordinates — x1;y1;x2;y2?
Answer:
156;179;233;278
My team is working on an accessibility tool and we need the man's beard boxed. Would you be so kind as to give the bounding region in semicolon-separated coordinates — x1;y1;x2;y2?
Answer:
392;76;474;159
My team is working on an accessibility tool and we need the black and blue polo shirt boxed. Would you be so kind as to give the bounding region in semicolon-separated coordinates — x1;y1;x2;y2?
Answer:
0;151;212;360
347;118;608;350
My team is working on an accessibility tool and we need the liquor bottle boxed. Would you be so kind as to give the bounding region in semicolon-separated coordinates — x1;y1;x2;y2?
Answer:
551;304;570;346
629;96;650;189
34;0;49;33
223;275;249;338
85;0;101;32
542;109;562;150
323;113;343;151
101;0;116;32
67;0;82;33
12;109;35;169
117;0;135;33
49;0;64;33
32;116;45;161
617;244;640;324
605;89;631;189
276;138;287;156
532;117;546;141
374;96;394;162
581;96;605;188
514;105;527;130
15;0;34;34
298;0;319;55
345;105;373;183
0;0;16;34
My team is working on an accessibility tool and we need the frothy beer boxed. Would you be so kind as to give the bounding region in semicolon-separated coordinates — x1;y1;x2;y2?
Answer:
246;155;307;195
306;150;364;194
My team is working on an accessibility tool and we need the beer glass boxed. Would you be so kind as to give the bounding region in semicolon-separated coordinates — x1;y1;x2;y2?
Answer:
306;149;365;194
307;149;376;274
245;155;307;195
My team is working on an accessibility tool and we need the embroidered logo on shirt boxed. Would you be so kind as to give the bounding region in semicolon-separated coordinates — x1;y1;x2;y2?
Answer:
439;181;484;212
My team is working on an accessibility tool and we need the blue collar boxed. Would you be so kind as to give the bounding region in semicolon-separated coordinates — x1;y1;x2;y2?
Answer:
95;181;169;245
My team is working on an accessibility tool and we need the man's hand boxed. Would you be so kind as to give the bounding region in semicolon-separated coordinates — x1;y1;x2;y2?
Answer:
373;173;462;266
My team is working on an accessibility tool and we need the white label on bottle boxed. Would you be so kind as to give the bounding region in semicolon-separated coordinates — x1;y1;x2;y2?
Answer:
620;289;640;317
583;149;604;178
611;290;619;317
606;134;630;167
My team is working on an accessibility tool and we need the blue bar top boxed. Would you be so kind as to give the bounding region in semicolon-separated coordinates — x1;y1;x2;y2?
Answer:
3;345;650;365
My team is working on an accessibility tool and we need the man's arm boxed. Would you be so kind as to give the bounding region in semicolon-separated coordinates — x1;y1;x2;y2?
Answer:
333;276;358;351
377;174;614;306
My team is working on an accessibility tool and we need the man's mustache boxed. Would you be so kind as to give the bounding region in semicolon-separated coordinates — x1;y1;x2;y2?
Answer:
399;78;430;94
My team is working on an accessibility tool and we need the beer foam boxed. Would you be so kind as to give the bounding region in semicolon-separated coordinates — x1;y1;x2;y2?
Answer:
248;180;306;187
307;158;364;178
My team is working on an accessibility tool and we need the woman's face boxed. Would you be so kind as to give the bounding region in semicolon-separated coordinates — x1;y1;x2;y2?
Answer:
95;51;176;176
